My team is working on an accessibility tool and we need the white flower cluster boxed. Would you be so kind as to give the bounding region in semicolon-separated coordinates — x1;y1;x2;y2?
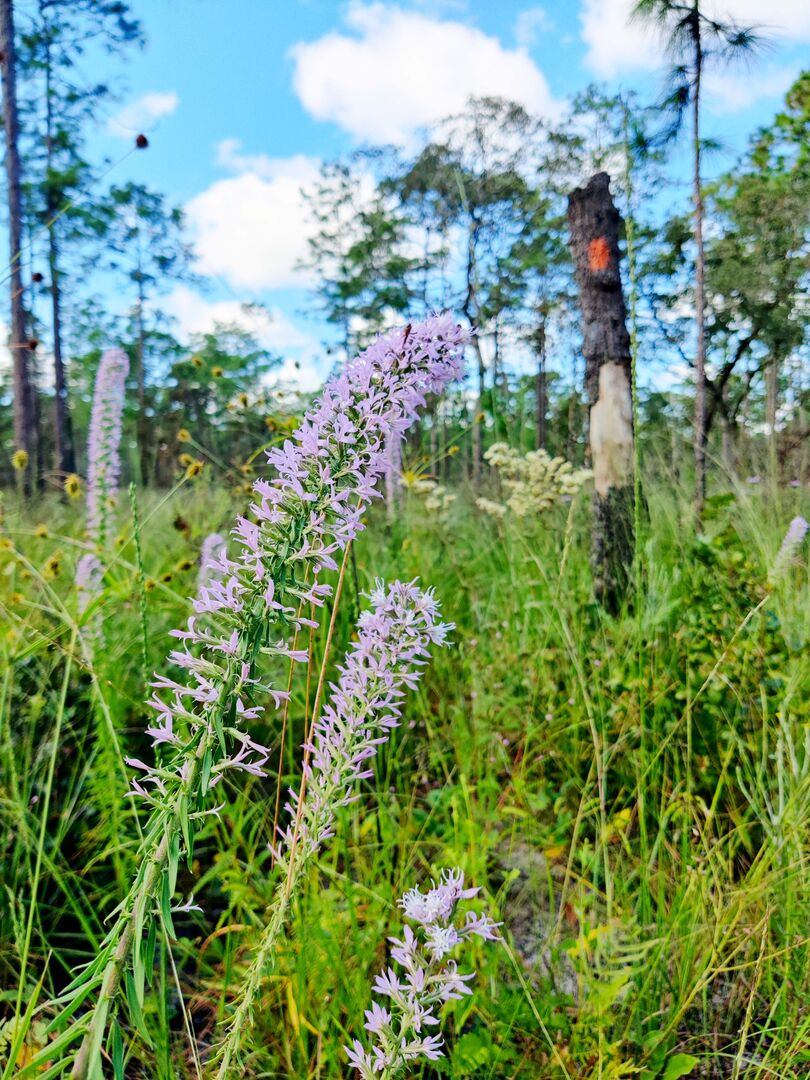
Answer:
478;442;592;518
424;484;456;514
404;475;457;515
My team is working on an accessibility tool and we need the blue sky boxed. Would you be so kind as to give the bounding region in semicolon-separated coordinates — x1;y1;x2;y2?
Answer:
78;0;809;389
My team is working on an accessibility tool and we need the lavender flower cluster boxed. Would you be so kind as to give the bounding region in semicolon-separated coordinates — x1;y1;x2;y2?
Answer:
346;868;500;1078
130;316;466;819
276;579;452;861
76;347;129;614
85;348;129;540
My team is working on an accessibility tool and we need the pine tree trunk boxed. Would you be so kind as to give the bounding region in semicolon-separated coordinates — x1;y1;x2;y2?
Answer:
721;381;735;476
535;319;547;450
471;333;485;484
692;19;708;516
44;34;75;477
567;171;636;613
48;226;76;476
1;0;37;492
766;357;778;477
464;217;484;484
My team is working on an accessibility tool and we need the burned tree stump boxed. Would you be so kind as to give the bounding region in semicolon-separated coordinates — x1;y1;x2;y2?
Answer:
567;172;636;613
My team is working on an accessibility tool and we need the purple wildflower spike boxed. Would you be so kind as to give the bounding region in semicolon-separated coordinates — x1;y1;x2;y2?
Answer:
346;868;500;1079
85;347;129;542
133;316;466;809
274;579;452;867
771;515;809;578
76;347;129;618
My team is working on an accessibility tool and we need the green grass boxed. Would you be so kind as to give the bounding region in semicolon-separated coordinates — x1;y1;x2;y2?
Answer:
0;471;808;1078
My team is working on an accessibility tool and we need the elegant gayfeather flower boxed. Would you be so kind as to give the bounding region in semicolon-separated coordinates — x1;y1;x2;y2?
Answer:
76;348;129;616
346;868;500;1079
130;316;466;812
276;579;452;865
771;515;809;578
214;579;452;1076
58;317;467;1080
85;348;129;542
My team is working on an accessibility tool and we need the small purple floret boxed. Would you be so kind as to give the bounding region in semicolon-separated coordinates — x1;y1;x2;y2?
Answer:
346;868;500;1078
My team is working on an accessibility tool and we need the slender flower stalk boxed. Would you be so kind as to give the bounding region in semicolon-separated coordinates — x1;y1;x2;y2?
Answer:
76;347;129;615
212;579;452;1076
346;868;500;1079
38;317;466;1080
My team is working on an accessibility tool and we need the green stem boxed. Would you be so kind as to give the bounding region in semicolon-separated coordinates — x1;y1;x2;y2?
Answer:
128;483;150;693
5;631;75;1080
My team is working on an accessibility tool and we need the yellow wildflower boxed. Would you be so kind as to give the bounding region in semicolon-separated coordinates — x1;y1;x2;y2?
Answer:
43;554;61;580
34;524;48;539
185;460;204;480
177;428;191;443
12;449;28;471
64;473;82;499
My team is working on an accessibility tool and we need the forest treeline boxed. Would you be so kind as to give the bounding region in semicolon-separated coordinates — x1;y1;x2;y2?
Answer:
0;0;808;499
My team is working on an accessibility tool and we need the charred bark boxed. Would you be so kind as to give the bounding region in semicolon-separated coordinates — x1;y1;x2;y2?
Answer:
567;172;636;613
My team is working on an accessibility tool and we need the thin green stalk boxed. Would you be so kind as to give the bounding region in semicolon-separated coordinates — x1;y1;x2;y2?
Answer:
4;630;76;1080
128;483;150;691
622;98;650;924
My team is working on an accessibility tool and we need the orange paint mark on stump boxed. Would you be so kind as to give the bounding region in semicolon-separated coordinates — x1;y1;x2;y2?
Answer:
588;236;610;272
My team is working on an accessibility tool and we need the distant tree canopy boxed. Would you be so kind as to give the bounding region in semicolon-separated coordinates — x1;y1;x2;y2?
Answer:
0;0;807;496
295;75;807;487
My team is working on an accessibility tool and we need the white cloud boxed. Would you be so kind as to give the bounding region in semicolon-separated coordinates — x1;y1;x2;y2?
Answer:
514;7;553;49
185;147;320;290
707;65;800;113
581;0;810;80
164;285;311;350
163;285;325;391
108;91;179;135
719;0;810;39
579;0;659;79
214;141;318;183
290;1;560;144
